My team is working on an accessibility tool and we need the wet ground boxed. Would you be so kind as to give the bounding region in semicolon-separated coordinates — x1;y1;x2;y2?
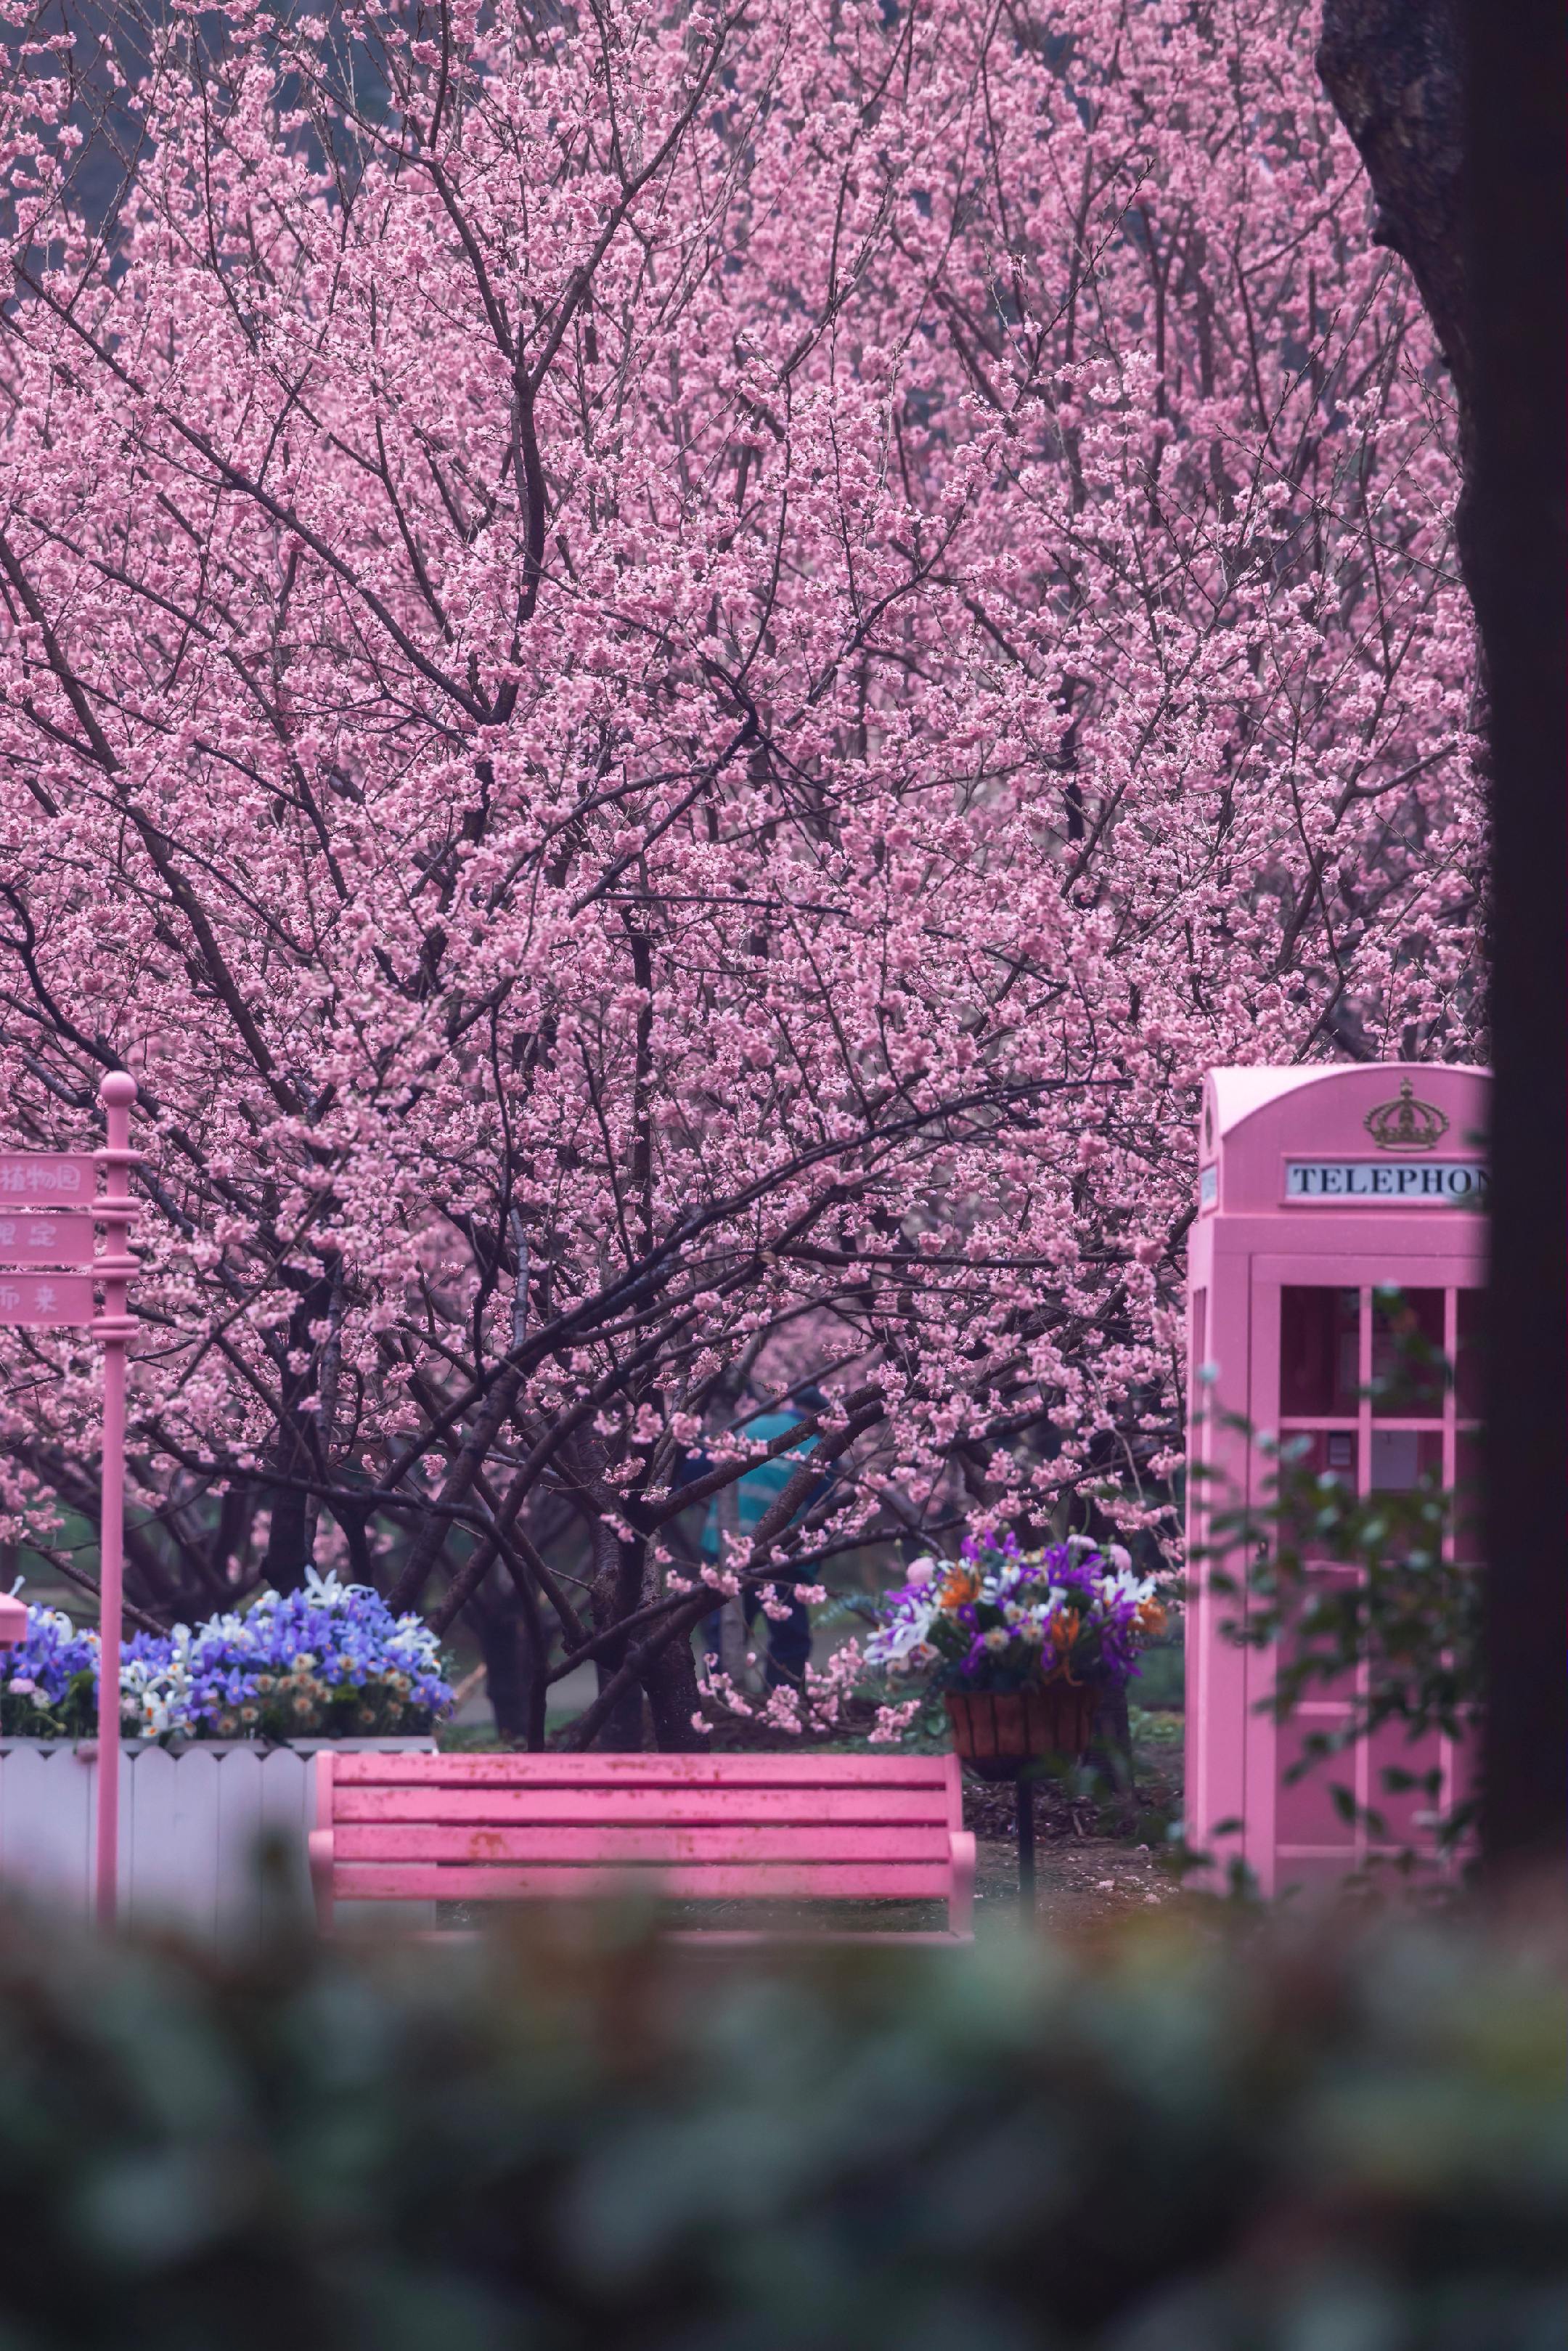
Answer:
963;1741;1184;1932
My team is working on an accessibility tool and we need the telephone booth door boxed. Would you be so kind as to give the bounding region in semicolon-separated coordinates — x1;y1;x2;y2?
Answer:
1240;1255;1481;1888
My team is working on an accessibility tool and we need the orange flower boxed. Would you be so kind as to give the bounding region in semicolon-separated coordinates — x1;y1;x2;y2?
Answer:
1049;1608;1081;1653
1136;1598;1168;1637
937;1566;981;1612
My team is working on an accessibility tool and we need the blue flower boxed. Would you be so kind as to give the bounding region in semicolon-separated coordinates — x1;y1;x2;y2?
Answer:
0;1577;455;1743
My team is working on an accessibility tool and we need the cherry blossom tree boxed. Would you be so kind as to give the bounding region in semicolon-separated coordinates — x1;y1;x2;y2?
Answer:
0;0;1477;1744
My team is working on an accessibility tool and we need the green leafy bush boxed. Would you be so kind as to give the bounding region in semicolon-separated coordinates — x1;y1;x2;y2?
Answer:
0;1887;1561;2348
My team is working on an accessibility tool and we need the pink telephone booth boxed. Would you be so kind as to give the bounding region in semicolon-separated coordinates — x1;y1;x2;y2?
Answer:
1185;1063;1487;1894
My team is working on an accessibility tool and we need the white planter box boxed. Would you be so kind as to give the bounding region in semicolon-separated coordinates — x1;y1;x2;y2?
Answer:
0;1737;436;1946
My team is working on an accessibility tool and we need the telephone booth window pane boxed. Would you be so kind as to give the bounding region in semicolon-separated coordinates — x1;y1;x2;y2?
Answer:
1368;1428;1443;1492
1371;1288;1445;1419
1278;1562;1360;1695
1454;1289;1484;1420
1281;1287;1360;1417
1275;1719;1358;1849
1368;1726;1447;1849
1281;1431;1357;1559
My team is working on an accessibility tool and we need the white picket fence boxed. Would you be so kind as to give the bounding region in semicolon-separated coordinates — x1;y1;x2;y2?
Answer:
0;1737;435;1946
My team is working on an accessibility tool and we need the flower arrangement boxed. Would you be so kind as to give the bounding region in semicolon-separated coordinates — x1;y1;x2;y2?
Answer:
0;1571;454;1743
0;1605;99;1738
690;1526;1173;1747
864;1530;1169;1698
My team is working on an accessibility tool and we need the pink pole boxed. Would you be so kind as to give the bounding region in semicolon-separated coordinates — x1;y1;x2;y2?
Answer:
91;1073;139;1930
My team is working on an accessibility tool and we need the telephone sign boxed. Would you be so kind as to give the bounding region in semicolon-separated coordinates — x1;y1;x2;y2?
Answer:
1283;1160;1487;1204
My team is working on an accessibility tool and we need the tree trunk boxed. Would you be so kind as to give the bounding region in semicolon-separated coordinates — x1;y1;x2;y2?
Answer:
470;1593;532;1745
642;1626;706;1752
1459;0;1568;1882
261;1479;314;1597
592;1666;648;1752
259;1272;335;1593
1316;2;1471;464
589;1523;650;1751
1320;0;1568;1882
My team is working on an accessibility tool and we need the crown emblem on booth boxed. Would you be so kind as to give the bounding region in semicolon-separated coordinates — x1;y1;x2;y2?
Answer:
1363;1077;1449;1152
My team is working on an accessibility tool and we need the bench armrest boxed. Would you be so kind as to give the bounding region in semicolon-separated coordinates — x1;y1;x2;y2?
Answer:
948;1829;976;1940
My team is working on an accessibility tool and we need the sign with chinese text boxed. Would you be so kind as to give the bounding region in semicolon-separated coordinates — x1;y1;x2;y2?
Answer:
0;1152;96;1202
0;1273;94;1325
0;1211;97;1267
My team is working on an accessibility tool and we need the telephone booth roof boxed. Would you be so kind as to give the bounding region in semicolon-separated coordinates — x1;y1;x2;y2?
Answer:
1199;1063;1489;1221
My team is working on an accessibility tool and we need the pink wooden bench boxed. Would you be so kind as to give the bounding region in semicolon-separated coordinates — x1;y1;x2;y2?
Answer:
309;1750;975;1941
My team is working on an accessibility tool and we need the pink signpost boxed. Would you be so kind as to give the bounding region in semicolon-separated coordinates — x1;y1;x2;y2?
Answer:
0;1073;139;1926
1185;1063;1487;1895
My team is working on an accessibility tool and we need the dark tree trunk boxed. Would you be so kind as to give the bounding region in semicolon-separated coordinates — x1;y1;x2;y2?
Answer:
641;1624;706;1752
260;1271;334;1593
1320;0;1568;1882
1317;1;1476;574
1460;0;1568;1881
261;1480;314;1597
471;1595;532;1745
592;1668;648;1752
589;1525;650;1751
1317;4;1469;396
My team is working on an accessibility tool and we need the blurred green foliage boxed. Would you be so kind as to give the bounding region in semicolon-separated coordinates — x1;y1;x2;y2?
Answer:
1129;1631;1184;1711
0;1886;1561;2348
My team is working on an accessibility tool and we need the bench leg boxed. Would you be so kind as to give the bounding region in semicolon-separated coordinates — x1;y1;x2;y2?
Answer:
949;1830;976;1939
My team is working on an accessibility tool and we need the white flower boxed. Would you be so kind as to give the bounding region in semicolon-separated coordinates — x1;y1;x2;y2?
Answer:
1100;1565;1159;1612
865;1604;936;1668
302;1567;355;1609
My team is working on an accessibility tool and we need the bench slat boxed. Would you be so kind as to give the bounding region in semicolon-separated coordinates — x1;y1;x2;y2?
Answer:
330;1753;956;1788
335;1823;952;1865
332;1861;955;1902
335;1787;952;1828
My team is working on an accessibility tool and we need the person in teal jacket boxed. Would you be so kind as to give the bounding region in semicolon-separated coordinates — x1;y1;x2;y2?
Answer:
699;1398;828;1687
